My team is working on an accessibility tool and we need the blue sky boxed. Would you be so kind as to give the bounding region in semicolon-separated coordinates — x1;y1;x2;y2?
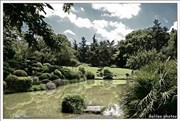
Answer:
42;3;177;44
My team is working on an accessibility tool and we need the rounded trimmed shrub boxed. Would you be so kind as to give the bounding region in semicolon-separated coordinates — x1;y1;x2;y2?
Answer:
13;70;28;77
43;63;51;67
50;74;59;80
103;69;113;79
39;73;51;80
61;94;86;114
16;77;33;92
32;76;40;85
54;69;63;78
78;67;86;75
36;62;43;67
5;75;18;90
70;59;80;67
46;81;56;90
39;84;46;90
41;79;50;84
86;71;95;79
52;79;64;87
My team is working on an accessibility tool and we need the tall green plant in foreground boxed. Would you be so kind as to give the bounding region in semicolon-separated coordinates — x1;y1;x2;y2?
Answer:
122;59;177;118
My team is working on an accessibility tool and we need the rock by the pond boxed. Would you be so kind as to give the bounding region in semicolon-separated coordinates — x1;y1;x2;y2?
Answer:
102;104;121;117
46;81;56;90
83;106;105;114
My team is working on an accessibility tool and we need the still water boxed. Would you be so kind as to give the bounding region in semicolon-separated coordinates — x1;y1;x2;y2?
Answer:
3;80;127;119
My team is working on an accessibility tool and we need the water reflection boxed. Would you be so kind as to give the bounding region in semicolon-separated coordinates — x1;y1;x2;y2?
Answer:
4;80;126;119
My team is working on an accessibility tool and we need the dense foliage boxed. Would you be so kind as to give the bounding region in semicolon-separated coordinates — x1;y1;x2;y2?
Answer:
61;94;86;114
122;59;177;118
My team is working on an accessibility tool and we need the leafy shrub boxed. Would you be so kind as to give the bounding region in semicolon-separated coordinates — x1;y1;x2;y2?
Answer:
39;73;51;80
41;79;50;84
70;59;80;67
110;65;117;68
52;79;64;87
125;73;130;77
31;85;41;91
103;69;113;79
43;63;51;67
39;84;46;90
5;75;18;90
79;67;86;75
60;67;81;80
40;66;49;73
36;62;43;67
48;65;59;73
61;94;86;114
32;76;40;85
86;71;95;79
13;70;28;77
6;76;33;92
16;77;33;92
46;81;56;90
54;69;63;78
122;59;177;118
50;74;59;80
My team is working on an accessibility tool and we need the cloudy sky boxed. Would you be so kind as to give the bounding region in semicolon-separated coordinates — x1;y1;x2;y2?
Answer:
42;3;177;44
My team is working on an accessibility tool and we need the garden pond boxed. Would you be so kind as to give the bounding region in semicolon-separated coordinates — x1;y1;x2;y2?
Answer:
3;79;127;119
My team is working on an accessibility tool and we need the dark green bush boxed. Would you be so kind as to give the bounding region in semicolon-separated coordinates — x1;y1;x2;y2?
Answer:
52;79;64;87
103;69;113;79
78;67;86;75
39;73;51;80
16;77;33;92
5;75;18;90
32;76;40;85
54;69;63;78
6;76;33;92
122;60;177;118
43;63;51;67
48;65;59;73
40;66;49;73
61;94;86;114
31;84;46;91
70;59;80;67
13;70;28;77
41;79;50;84
60;68;81;80
46;81;56;90
36;62;43;67
86;71;95;79
110;65;117;68
50;74;59;80
39;84;46;90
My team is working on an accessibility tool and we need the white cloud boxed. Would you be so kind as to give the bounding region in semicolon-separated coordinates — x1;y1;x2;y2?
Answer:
64;30;76;36
163;18;168;23
42;4;133;42
93;20;108;29
80;7;85;12
169;21;177;32
92;4;141;19
41;4;92;28
92;20;133;43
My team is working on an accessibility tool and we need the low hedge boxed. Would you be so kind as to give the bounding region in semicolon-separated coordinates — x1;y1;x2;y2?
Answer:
13;70;28;77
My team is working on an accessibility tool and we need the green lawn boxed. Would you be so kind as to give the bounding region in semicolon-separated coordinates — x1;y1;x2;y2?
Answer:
66;64;132;78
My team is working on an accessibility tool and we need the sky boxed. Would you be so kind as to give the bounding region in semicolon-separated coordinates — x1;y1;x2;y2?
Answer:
42;3;177;44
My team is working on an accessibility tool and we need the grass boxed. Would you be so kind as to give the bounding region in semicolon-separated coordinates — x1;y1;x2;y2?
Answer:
66;64;132;78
